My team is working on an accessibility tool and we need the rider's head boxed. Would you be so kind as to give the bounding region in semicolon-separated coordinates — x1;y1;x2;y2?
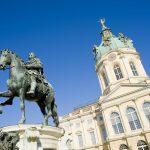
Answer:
29;52;36;60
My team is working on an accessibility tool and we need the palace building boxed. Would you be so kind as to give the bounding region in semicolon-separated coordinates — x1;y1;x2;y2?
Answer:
58;19;150;150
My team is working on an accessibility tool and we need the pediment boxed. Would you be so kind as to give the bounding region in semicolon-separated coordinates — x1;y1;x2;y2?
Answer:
102;83;149;102
75;131;82;135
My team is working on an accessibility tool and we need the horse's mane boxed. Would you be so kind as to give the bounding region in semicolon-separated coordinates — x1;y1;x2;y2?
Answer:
3;49;25;64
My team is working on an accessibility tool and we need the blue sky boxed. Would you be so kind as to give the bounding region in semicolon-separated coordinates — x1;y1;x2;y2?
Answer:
0;0;150;126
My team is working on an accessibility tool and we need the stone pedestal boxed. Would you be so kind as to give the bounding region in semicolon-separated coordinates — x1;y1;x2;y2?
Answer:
1;124;64;150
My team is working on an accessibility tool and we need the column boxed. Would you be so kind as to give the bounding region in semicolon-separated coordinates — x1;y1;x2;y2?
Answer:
116;105;130;148
120;54;131;82
80;116;86;145
103;61;112;83
69;120;74;148
92;111;101;145
98;73;105;92
132;99;150;149
132;99;144;129
102;110;111;150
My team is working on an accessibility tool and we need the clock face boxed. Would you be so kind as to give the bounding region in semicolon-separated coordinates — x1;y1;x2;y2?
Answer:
108;53;116;61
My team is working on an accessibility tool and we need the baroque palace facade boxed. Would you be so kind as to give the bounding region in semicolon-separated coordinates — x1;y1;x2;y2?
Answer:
58;19;150;150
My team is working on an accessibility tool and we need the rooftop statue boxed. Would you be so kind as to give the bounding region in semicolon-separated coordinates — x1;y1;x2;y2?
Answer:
100;18;105;27
0;49;59;127
93;19;135;62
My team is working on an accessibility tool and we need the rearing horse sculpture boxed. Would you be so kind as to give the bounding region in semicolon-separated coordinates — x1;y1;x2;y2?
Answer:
0;49;59;126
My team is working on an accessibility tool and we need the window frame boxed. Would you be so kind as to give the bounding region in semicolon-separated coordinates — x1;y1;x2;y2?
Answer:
110;112;124;134
130;62;138;76
143;102;150;123
119;144;128;150
101;71;109;87
113;64;123;80
137;140;149;150
66;139;72;150
89;131;96;145
126;107;142;130
77;134;83;148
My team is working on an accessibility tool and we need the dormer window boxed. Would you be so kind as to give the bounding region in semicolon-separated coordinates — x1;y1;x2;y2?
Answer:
114;64;123;80
130;62;138;76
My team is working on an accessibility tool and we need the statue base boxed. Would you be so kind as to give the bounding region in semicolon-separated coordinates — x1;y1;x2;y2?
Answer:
1;124;64;150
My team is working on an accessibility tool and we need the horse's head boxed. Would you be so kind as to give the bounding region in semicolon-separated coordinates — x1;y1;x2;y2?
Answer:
0;49;11;70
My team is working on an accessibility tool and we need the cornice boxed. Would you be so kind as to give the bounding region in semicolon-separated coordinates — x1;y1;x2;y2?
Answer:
101;83;150;103
101;87;150;110
95;49;138;72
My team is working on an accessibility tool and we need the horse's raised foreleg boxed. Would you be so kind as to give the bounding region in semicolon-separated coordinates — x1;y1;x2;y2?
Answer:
0;91;14;114
18;89;26;124
0;97;14;106
0;97;14;114
0;90;13;97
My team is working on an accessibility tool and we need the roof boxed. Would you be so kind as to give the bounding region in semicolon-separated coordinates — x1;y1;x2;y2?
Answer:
93;19;135;62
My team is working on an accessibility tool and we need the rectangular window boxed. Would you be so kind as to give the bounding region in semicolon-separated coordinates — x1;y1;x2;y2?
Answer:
144;107;150;122
76;123;80;128
98;115;103;121
114;65;123;80
77;134;83;147
101;126;107;141
130;62;138;76
102;72;109;87
90;131;96;145
87;119;92;124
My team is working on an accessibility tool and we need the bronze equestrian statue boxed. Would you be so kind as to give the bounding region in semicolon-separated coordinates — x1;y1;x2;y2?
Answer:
0;49;59;127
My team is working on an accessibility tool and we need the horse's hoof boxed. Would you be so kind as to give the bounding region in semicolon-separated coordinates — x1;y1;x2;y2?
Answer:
43;123;48;126
43;121;48;126
18;119;26;124
55;122;59;127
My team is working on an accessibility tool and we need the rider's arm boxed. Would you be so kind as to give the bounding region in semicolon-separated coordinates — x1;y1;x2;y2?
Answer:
25;59;43;69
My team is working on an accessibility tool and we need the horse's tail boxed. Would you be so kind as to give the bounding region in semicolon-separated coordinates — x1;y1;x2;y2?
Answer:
0;104;3;114
51;97;59;127
44;84;59;126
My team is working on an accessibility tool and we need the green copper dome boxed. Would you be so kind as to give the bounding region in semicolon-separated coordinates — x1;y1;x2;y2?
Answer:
93;19;134;62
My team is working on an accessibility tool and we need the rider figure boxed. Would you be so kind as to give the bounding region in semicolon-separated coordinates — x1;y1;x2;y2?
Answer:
25;52;43;95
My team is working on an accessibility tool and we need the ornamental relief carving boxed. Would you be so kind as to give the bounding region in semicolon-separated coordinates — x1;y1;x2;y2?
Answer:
27;136;39;142
108;53;116;61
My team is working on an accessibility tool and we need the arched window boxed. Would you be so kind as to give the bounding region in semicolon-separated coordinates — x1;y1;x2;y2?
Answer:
126;107;141;130
143;102;150;123
89;131;96;145
120;144;128;150
114;64;123;80
101;72;109;87
137;140;149;150
110;112;124;134
130;62;138;76
77;134;83;147
66;139;72;150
